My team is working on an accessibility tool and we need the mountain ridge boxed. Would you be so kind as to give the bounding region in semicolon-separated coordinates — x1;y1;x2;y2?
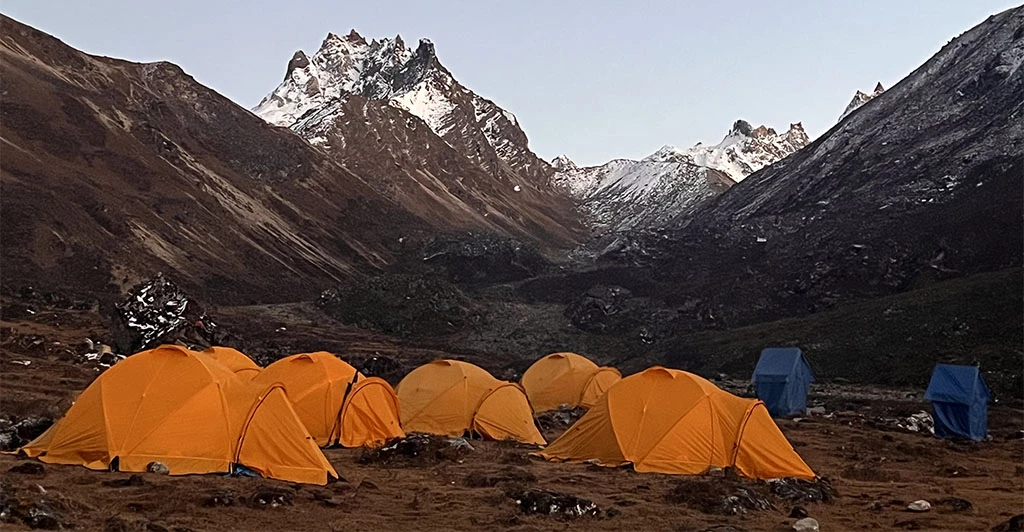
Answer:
551;120;809;232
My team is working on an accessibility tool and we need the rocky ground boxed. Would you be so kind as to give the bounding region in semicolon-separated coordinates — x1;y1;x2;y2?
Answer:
2;298;1022;532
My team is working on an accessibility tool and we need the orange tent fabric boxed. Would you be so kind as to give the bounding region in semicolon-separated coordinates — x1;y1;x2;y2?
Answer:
332;377;403;448
397;360;545;445
252;352;403;448
521;352;622;412
536;367;815;479
200;346;260;378
580;366;622;408
22;345;337;485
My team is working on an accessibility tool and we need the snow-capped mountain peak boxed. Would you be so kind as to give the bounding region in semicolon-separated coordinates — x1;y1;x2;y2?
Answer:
551;155;578;171
254;30;551;186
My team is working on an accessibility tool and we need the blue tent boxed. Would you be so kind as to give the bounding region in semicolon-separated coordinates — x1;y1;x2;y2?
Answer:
751;348;815;417
924;364;990;441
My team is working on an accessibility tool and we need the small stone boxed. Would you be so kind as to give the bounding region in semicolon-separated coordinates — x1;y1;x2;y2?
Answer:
990;514;1023;532
8;461;45;475
793;517;820;532
907;500;931;512
789;506;808;518
145;461;169;475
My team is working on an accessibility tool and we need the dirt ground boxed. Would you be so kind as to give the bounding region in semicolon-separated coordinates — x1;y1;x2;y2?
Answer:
2;306;1022;532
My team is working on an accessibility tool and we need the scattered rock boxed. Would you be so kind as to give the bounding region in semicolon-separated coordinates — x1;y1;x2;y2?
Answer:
311;490;342;508
23;501;62;530
720;488;774;515
564;285;634;332
145;462;169;475
935;496;972;512
464;466;536;488
105;515;143;532
8;462;45;476
535;407;586;431
991;514;1024;532
901;411;935;434
247;486;294;508
793;517;820;532
101;474;145;488
201;489;235;507
319;274;471;338
789;506;809;518
907;500;931;512
513;488;600;519
358;433;473;466
842;463;901;482
770;477;836;503
666;479;774;515
0;417;54;452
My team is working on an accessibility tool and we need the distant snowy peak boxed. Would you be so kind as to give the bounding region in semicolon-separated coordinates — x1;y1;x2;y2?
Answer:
551;155;578;171
254;29;551;185
553;120;808;232
632;120;808;183
839;82;885;121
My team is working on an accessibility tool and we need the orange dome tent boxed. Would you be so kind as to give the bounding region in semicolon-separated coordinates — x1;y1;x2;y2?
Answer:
521;352;622;412
200;346;260;378
252;352;403;448
580;366;622;408
535;367;815;479
21;345;338;485
396;360;545;445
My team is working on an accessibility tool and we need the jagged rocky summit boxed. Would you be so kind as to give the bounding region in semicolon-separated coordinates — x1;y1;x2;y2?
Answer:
254;30;551;187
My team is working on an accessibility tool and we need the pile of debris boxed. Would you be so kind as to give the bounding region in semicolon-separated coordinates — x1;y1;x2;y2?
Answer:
112;274;220;353
666;478;775;516
0;482;73;530
78;338;123;368
768;477;836;503
825;409;936;435
535;407;586;432
358;434;474;466
511;488;601;519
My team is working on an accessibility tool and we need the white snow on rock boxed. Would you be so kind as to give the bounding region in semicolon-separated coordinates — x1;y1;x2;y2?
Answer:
253;30;530;177
552;120;809;231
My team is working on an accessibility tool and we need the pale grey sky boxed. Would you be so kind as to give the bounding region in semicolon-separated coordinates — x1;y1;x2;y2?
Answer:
4;1;1018;165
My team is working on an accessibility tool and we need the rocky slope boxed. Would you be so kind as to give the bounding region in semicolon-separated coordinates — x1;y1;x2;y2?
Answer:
516;6;1022;381
552;121;809;231
254;31;554;188
0;16;578;305
838;82;885;121
575;6;1023;328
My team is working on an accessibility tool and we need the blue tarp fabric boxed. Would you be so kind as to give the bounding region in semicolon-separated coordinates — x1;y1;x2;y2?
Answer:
751;348;815;417
924;364;990;441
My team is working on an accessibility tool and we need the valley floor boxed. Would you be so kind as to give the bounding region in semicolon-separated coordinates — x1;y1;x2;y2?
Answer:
2;305;1022;531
